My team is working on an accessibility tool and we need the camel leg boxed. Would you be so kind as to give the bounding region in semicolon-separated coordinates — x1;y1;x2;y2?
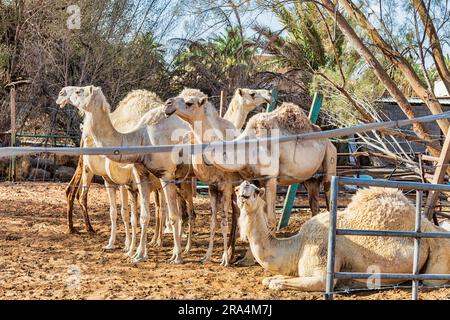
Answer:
150;191;162;247
164;183;184;264
179;182;195;254
164;199;173;234
262;275;291;286
234;248;257;267
125;190;138;257
78;168;95;234
201;186;218;264
130;170;151;263
104;181;118;250
220;188;231;267
304;179;320;216
228;194;238;263
65;159;82;234
65;142;84;234
120;187;131;252
266;275;327;292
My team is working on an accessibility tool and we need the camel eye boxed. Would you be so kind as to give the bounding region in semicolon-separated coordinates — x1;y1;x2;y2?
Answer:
186;102;194;107
75;90;81;95
250;92;256;98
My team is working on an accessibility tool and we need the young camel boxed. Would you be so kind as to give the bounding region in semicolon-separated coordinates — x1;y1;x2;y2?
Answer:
236;181;450;291
62;85;193;264
166;89;244;266
57;88;164;255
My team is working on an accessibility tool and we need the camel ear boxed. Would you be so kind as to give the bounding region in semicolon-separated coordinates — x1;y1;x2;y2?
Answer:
199;97;208;106
238;88;243;96
256;187;265;198
89;86;94;95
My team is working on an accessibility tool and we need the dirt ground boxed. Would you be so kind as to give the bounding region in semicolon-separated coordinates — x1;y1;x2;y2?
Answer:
0;182;449;300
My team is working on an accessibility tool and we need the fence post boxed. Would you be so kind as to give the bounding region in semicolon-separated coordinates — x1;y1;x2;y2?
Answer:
278;93;323;230
325;175;339;300
412;190;423;300
9;86;17;182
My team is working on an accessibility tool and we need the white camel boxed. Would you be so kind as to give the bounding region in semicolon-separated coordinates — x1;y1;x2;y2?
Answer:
223;89;273;129
57;88;163;256
61;85;194;264
236;181;450;291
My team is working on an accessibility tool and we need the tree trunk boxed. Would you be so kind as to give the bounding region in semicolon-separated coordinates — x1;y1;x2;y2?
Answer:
412;0;450;95
337;0;450;135
319;0;441;157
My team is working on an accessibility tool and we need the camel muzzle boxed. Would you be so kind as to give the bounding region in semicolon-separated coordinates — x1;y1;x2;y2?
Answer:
164;99;176;116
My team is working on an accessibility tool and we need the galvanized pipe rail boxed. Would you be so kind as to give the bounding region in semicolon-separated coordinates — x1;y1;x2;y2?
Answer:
2;111;450;159
325;176;450;300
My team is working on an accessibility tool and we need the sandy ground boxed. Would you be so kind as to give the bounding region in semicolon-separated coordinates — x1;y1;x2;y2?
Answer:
0;182;449;300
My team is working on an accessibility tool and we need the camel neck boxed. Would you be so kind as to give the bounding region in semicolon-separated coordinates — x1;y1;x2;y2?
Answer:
84;103;122;148
245;200;301;275
191;105;226;144
223;94;252;130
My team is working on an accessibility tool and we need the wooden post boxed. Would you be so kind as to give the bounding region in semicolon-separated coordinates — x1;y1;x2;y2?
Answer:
219;91;225;117
278;93;323;230
423;126;450;222
10;86;17;182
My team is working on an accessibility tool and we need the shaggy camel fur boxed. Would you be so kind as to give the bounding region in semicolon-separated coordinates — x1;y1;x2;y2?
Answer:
166;88;243;266
57;88;166;255
236;181;450;291
62;85;194;263
223;88;272;130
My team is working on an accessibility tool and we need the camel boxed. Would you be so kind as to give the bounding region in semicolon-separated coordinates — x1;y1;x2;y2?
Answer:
61;85;194;264
223;89;273;130
203;102;337;224
166;88;246;266
57;88;166;256
235;181;450;291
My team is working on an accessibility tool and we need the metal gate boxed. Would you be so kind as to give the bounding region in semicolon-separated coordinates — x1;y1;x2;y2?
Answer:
325;176;450;300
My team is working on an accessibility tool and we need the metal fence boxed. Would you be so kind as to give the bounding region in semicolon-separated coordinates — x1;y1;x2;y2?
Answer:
325;176;450;300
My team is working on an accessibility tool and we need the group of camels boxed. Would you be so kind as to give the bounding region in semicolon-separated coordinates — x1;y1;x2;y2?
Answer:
55;85;450;291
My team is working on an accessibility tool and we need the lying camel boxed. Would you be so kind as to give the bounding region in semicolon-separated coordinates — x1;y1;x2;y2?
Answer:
235;181;450;291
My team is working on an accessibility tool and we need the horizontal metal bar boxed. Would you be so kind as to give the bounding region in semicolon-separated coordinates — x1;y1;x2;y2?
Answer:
2;111;450;158
337;229;450;238
335;272;450;281
337;177;450;192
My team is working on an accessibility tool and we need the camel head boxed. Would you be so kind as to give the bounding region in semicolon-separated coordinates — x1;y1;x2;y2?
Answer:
235;181;265;241
164;95;208;125
56;86;80;107
235;88;273;110
56;85;108;114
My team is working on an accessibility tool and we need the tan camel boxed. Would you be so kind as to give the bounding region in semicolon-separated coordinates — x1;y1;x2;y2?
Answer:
236;181;450;291
61;85;194;264
166;88;244;266
223;89;273;130
224;88;329;217
57;88;165;255
205;102;337;224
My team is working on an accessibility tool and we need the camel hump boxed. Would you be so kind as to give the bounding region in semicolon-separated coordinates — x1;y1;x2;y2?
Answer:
179;88;208;99
114;90;163;115
247;102;314;134
342;187;415;231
